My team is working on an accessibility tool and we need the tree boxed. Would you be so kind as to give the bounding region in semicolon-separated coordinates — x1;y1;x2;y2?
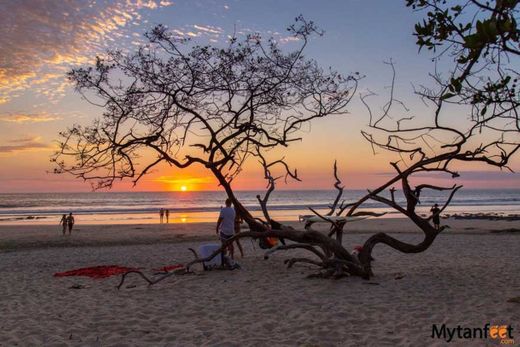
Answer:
347;0;520;275
407;0;519;138
185;1;520;279
53;17;359;233
57;4;520;284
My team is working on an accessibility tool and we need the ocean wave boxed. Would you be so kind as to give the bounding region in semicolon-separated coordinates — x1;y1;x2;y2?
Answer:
1;190;519;216
1;201;519;216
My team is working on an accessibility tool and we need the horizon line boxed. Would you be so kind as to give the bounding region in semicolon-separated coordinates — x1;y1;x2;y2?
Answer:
1;187;520;194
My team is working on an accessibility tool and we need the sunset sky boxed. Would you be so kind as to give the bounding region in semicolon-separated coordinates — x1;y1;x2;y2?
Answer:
0;0;518;193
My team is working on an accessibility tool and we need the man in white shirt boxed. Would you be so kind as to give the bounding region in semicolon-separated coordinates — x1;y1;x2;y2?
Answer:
216;198;236;264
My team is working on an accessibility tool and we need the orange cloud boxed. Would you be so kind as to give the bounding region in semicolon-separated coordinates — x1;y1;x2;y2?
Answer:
0;112;61;123
0;1;173;103
153;175;216;184
152;175;217;191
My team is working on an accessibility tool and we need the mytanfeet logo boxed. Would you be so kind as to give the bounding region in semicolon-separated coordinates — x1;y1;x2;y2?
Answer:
431;323;514;344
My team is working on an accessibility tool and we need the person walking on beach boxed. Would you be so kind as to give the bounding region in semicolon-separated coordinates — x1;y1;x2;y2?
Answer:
430;203;441;231
234;214;245;258
66;213;75;235
59;214;67;235
159;208;164;223
216;198;236;265
165;209;170;223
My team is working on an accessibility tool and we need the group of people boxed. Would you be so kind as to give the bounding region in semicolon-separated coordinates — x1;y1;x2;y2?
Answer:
159;208;170;223
59;213;75;235
54;198;441;261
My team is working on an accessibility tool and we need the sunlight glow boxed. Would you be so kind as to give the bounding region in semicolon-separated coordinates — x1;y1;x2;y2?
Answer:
180;185;187;191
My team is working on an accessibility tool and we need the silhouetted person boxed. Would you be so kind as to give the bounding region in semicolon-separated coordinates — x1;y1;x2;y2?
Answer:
159;208;164;223
431;204;441;231
66;213;75;235
59;214;67;235
165;209;170;223
234;214;245;258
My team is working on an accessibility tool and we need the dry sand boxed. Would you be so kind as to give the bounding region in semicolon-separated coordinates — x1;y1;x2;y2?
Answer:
0;218;519;346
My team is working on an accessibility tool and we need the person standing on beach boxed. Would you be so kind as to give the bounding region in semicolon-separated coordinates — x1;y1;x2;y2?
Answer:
216;198;235;265
234;214;245;258
165;209;170;223
430;204;441;231
159;208;164;223
59;214;67;235
66;213;75;235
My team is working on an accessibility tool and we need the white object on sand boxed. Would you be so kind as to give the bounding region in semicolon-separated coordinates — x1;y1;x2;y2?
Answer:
299;215;368;224
198;243;222;268
198;243;238;270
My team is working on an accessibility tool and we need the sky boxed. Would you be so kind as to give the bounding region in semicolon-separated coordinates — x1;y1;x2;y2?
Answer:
0;0;518;192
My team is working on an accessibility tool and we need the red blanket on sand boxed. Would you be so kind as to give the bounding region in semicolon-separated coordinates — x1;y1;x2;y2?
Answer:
54;264;184;279
54;265;138;279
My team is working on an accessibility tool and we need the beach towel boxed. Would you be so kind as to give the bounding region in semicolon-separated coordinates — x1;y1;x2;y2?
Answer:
54;265;138;279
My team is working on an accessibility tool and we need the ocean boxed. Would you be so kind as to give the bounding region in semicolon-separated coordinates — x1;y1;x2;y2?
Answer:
0;189;518;225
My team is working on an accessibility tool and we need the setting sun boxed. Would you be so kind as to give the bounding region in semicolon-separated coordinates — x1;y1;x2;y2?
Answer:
180;185;187;192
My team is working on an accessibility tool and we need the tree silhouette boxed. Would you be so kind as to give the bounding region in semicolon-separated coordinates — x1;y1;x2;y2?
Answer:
347;0;520;275
53;17;359;235
56;6;520;282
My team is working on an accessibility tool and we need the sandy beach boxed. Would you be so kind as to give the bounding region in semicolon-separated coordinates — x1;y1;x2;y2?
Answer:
0;218;519;346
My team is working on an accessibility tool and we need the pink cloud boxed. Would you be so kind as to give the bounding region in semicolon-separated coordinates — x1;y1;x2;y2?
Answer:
0;136;53;154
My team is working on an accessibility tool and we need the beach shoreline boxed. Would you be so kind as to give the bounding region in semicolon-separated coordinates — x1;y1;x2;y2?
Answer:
0;217;519;252
2;189;520;228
